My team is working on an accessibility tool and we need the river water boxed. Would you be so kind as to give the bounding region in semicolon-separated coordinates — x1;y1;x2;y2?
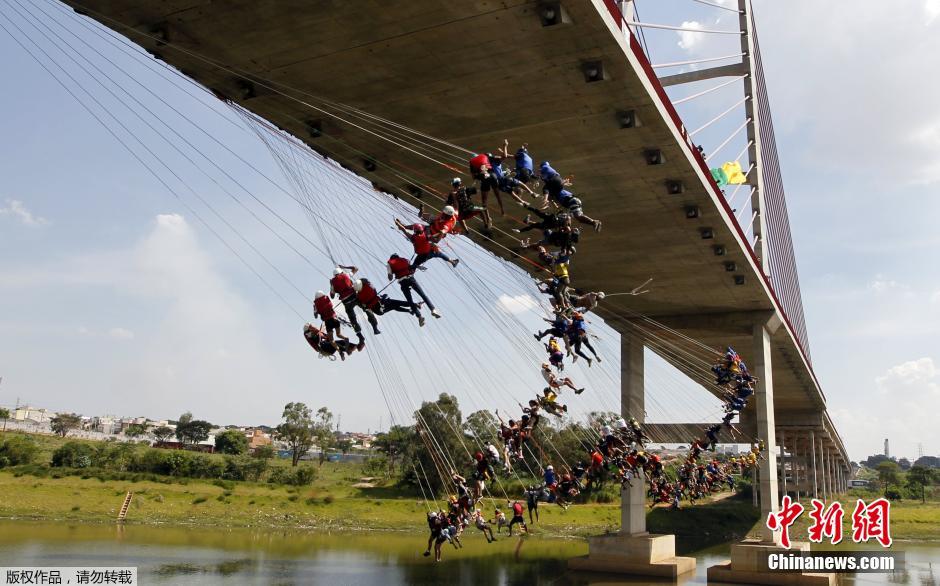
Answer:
0;522;936;585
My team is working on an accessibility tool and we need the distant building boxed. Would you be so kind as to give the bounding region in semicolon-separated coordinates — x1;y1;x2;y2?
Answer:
12;405;56;424
245;428;272;450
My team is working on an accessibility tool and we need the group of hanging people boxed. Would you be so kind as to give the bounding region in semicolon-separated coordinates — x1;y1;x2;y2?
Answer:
295;139;771;552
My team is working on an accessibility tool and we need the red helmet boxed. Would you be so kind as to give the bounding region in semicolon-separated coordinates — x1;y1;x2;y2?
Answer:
474;451;483;461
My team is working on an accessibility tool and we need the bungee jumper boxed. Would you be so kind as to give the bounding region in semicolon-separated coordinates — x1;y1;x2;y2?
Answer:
537;246;571;309
394;219;460;270
566;311;602;367
535;310;571;342
303;323;363;361
538;388;568;417
445;178;492;232
568;290;606;314
330;265;368;335
541;362;584;394
387;253;442;319
539;162;602;232
544;336;566;371
354;278;426;329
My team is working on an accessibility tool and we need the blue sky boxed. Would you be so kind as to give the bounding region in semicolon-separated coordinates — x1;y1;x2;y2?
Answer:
1;0;938;462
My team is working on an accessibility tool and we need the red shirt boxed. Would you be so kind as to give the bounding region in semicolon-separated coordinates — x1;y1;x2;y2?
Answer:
512;502;524;516
430;214;458;238
313;296;335;320
469;153;491;175
410;230;433;255
387;257;413;279
330;272;355;300
356;282;381;311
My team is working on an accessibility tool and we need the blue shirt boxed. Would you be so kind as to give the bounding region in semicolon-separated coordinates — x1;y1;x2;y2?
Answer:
516;148;533;172
544;469;557;485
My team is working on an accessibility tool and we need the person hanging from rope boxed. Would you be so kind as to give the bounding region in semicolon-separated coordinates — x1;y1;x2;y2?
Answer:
703;424;722;452
494;139;536;203
509;141;535;185
313;291;346;343
394;219;459;270
541;362;585;395
471;452;493;499
330;265;367;335
537;246;571;309
568;290;606;314
471;508;496;543
495;411;517;469
445;178;492;232
507;499;528;536
545;336;565;371
535;309;571;343
387;253;442;319
453;473;473;515
469;151;519;216
539;161;602;232
525;485;542;524
492;506;508;533
424;510;444;558
520;400;543;431
303;323;361;361
354;278;426;330
484;441;501;469
539;388;568;417
567;311;602;366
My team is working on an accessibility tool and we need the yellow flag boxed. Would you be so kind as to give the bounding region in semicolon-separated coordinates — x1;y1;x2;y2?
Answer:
722;161;747;185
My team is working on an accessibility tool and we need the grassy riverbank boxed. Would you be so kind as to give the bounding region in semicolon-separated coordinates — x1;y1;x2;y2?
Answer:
2;432;937;544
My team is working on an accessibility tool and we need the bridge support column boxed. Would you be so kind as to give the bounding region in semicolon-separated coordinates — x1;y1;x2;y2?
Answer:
708;315;833;585
569;335;695;578
810;431;818;499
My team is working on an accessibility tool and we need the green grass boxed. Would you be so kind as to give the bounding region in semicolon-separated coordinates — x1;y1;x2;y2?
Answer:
2;431;937;541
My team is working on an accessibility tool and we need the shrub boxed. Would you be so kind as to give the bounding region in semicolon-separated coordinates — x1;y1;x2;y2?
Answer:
267;465;317;486
223;456;267;482
192;496;208;504
323;495;335;504
51;442;96;468
362;456;388;478
0;436;39;467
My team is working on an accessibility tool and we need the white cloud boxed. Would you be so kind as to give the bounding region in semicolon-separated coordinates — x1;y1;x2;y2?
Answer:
876;357;939;394
868;276;905;295
0;199;48;227
677;21;705;51
927;0;940;24
497;293;539;315
108;327;135;340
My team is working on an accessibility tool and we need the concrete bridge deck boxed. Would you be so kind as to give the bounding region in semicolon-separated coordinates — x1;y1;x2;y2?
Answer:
61;0;847;472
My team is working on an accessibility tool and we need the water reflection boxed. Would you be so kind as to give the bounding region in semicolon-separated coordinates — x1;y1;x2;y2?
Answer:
0;522;935;585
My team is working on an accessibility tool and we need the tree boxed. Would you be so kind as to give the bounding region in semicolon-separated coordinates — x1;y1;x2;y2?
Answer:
373;425;416;474
907;465;936;503
124;423;147;438
275;402;315;467
176;420;212;445
50;413;82;437
214;429;249;455
176;412;193;426
335;438;354;456
312;407;335;466
152;426;174;444
898;457;911;471
0;408;10;421
464;409;498;443
252;444;275;460
914;455;940;469
412;393;464;491
864;454;891;468
876;461;900;496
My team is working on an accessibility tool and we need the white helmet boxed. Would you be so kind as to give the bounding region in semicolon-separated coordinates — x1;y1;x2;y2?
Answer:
442;205;456;216
601;425;612;436
597;291;606;299
333;267;344;276
452;177;462;187
546;465;554;471
354;279;363;293
315;290;326;299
